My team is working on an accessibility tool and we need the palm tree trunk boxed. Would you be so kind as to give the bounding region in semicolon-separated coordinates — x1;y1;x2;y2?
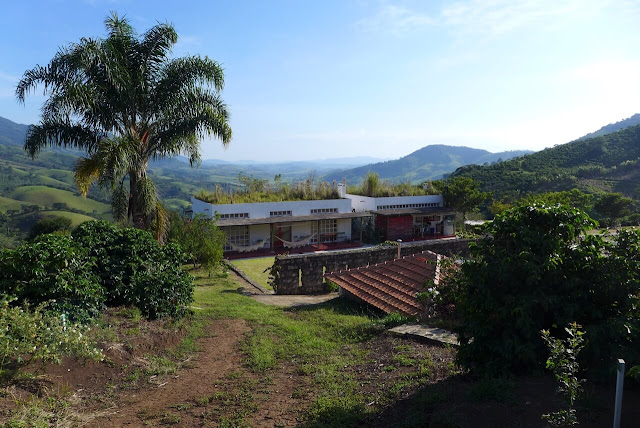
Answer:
129;169;146;229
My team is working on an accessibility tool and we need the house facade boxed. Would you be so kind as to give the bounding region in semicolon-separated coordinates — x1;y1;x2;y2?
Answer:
191;188;456;254
190;197;368;252
342;192;456;241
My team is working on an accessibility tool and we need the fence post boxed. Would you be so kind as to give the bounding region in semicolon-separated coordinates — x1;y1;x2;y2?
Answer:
614;358;625;428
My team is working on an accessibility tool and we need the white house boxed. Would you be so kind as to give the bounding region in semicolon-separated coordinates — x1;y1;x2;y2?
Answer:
191;185;456;253
191;196;368;252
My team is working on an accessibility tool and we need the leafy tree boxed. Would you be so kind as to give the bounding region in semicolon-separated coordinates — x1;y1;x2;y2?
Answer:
455;203;640;376
169;213;225;272
362;172;380;197
488;200;512;217
593;192;634;225
27;216;73;241
518;189;593;212
16;13;232;234
434;177;490;220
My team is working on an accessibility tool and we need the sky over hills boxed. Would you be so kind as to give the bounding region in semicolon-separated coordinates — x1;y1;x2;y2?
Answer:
1;0;639;162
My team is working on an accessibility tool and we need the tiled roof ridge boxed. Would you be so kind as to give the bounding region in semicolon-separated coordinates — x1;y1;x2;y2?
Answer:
326;250;438;276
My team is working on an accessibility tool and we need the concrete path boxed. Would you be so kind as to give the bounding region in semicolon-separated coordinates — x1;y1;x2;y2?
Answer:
389;324;459;346
251;292;339;308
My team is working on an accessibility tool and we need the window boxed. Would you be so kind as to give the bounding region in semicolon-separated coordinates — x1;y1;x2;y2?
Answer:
375;202;441;210
270;210;292;217
219;213;249;219
311;219;338;243
224;225;249;250
310;208;338;214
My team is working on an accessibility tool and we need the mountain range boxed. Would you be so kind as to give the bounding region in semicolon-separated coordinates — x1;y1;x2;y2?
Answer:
453;116;640;202
323;145;532;184
2;112;640;241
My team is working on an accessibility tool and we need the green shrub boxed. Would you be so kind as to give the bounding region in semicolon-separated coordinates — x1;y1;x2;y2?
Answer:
455;203;640;376
72;221;193;319
0;235;103;321
0;298;103;371
26;216;73;241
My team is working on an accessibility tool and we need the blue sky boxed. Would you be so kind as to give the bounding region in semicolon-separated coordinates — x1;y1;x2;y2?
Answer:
1;0;639;161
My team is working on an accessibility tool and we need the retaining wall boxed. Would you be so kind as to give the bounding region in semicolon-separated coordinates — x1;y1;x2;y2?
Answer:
273;238;474;295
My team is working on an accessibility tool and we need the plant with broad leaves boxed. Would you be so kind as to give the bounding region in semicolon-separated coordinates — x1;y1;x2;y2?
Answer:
0;298;103;373
541;322;585;427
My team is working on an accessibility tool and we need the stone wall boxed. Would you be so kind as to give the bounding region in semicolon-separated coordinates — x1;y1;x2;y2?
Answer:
273;238;474;295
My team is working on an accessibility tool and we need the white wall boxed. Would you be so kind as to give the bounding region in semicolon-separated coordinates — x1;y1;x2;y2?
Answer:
191;197;352;219
344;194;443;212
337;218;351;239
344;194;377;212
250;224;271;247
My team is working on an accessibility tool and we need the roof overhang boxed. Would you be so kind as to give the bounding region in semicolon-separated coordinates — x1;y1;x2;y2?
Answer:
370;208;457;216
216;212;372;227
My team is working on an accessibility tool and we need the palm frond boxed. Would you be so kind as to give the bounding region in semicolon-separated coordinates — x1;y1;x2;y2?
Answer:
24;121;103;157
74;156;103;196
111;181;129;222
152;201;170;243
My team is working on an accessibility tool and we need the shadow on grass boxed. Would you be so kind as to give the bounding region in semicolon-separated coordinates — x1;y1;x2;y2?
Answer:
285;295;386;318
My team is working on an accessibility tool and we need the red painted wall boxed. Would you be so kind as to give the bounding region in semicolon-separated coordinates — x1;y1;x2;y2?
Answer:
376;214;413;241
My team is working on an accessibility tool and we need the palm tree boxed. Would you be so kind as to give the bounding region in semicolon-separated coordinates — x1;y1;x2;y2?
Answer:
16;13;232;236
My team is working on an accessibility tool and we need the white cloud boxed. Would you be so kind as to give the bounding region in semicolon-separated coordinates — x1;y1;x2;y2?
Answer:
359;0;620;38
440;0;596;36
357;4;434;36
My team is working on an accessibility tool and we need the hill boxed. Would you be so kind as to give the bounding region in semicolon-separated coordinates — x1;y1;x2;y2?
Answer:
453;124;640;201
0;115;385;211
323;145;531;184
10;186;111;214
577;113;640;141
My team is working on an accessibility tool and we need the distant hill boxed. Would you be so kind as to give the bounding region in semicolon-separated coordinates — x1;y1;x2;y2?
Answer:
0;115;387;228
577;113;640;141
0;116;29;147
453;124;640;201
323;145;532;184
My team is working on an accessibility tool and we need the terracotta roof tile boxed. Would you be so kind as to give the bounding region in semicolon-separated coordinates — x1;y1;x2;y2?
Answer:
325;250;444;317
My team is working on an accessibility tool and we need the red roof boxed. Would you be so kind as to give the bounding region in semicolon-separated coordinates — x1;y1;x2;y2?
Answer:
324;250;444;316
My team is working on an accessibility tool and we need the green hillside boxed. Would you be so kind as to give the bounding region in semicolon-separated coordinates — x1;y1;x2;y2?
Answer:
323;145;531;184
10;186;111;214
0;195;37;213
577;113;640;141
11;210;97;232
453;124;640;201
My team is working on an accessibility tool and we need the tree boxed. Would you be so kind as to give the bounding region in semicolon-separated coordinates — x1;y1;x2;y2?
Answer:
434;177;490;220
593;192;634;225
27;216;73;241
519;189;594;213
168;213;225;273
16;13;232;235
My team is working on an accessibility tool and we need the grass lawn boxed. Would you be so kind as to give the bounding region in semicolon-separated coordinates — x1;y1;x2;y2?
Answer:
229;256;275;290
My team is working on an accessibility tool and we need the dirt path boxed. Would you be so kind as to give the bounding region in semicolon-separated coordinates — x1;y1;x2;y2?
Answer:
89;318;250;427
